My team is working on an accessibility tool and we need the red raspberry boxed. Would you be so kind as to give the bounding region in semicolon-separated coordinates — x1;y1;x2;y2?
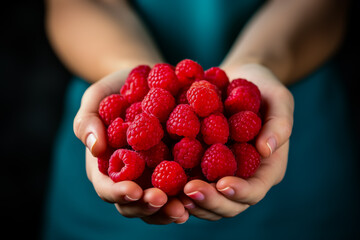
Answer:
200;113;229;145
125;102;142;122
108;149;145;182
99;94;129;126
186;81;222;117
142;88;176;122
120;65;151;104
176;87;190;104
227;78;261;99
107;117;129;149
191;80;222;98
97;147;114;175
173;137;204;169
166;104;200;138
225;86;261;115
229;111;262;142
127;112;164;151
175;59;204;88
201;143;237;182
138;141;170;168
231;143;261;179
204;67;229;95
152;161;187;196
147;63;180;96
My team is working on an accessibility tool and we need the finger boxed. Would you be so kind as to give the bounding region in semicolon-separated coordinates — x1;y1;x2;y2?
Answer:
256;88;294;158
73;70;130;156
183;180;249;218
141;197;187;225
217;141;289;205
179;194;222;221
86;148;143;204
115;188;167;218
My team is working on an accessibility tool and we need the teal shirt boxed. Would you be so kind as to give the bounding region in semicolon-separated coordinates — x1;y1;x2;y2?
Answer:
42;1;359;239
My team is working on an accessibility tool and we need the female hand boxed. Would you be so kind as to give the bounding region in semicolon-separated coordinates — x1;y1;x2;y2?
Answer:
73;70;189;224
180;63;294;220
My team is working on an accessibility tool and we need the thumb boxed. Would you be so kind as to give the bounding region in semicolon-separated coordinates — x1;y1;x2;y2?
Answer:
255;88;294;158
73;70;130;156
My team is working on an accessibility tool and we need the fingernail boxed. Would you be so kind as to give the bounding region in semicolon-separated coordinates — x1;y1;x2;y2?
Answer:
266;137;277;155
86;133;97;153
218;187;235;196
184;202;195;209
186;191;204;201
124;195;139;202
148;203;163;210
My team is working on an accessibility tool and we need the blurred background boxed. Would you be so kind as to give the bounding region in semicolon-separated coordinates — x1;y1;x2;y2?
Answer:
1;1;359;239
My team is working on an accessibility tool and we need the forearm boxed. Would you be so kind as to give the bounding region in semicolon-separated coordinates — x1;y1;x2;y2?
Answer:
221;0;349;85
45;0;163;83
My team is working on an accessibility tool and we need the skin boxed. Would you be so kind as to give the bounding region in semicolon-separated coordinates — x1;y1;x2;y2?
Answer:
46;0;348;224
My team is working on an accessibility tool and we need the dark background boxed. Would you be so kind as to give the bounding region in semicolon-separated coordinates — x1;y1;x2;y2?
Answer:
1;1;359;239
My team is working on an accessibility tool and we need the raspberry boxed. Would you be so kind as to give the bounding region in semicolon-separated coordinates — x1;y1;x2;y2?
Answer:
127;112;164;151
175;59;204;88
204;67;229;95
108;149;145;182
186;81;222;117
152;161;187;196
125;102;142;122
166;104;200;138
173;137;204;169
120;65;151;104
201;143;237;182
176;87;189;104
99;94;129;126
147;63;180;96
191;80;222;98
231;143;261;179
107;117;129;149
142;88;176;122
97;147;114;175
227;78;261;99
138;141;170;168
225;86;261;115
200;113;229;145
229;111;262;142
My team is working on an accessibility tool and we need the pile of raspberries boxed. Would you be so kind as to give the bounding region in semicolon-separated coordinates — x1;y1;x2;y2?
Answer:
97;59;262;196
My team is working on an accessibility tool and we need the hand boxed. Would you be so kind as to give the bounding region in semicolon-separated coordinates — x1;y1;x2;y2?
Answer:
74;70;189;224
179;63;294;220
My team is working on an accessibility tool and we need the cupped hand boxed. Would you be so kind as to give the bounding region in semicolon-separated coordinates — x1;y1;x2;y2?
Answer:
179;63;294;220
74;70;188;224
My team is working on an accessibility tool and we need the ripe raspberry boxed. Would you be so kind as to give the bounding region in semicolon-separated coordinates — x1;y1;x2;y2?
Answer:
134;166;153;189
229;111;262;142
176;87;189;104
107;117;129;149
204;67;229;95
127;112;164;151
138;141;170;168
225;86;261;115
147;63;180;96
99;94;129;126
125;102;142;122
191;80;222;98
97;147;114;175
142;88;175;122
175;59;204;88
120;65;151;104
186;81;222;117
200;113;229;145
201;143;237;182
227;78;261;99
166;104;200;138
231;143;261;179
173;137;204;169
152;161;187;196
108;149;145;182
